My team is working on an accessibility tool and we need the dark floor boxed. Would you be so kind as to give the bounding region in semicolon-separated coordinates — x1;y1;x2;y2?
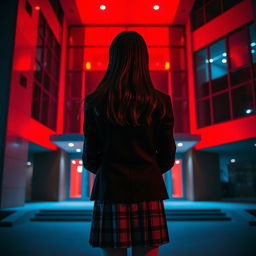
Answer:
0;199;256;256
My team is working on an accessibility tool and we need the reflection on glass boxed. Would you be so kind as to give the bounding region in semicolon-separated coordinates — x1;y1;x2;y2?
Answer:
209;38;228;93
194;48;209;98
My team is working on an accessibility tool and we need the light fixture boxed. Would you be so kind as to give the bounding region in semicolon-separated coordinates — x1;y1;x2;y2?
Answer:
76;148;82;152
100;5;106;10
85;61;91;70
222;59;227;63
230;158;236;163
77;166;83;173
153;5;160;10
34;6;40;10
165;61;170;70
27;161;31;166
250;42;256;47
72;160;76;164
245;108;253;114
177;142;183;147
79;160;83;164
68;142;74;147
175;160;180;164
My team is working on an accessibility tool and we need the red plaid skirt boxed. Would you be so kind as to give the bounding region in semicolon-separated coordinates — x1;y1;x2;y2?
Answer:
89;200;170;248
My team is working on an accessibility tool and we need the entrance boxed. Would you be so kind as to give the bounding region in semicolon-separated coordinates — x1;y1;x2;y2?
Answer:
67;157;185;200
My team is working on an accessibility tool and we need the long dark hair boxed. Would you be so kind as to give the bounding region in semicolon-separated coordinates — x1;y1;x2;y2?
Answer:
80;30;167;127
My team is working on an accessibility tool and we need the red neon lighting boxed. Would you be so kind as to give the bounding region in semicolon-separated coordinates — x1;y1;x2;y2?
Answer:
69;159;82;198
171;159;183;198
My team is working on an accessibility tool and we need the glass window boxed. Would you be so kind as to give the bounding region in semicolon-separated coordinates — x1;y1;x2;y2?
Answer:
66;72;83;99
191;7;204;31
69;27;85;46
32;11;60;131
228;27;250;70
213;92;230;123
209;38;228;92
196;98;211;128
31;82;41;120
148;47;170;71
205;0;221;23
170;26;185;46
173;100;189;132
170;47;186;70
64;100;81;133
68;47;84;70
223;0;242;12
41;91;50;126
249;23;256;76
230;66;251;86
194;48;209;98
34;61;42;82
231;83;254;119
49;98;57;131
172;71;187;98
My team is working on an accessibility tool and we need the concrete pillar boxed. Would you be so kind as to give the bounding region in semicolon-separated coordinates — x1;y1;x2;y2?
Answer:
0;1;19;209
31;149;68;201
185;148;222;201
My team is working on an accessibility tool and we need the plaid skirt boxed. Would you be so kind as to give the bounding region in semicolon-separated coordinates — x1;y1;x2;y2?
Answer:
89;200;170;248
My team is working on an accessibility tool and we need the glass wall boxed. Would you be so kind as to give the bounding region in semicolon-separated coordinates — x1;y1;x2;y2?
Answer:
191;0;243;31
194;22;256;128
65;25;189;133
31;12;60;131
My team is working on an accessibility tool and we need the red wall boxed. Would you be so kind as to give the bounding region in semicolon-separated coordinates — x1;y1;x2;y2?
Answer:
7;0;66;150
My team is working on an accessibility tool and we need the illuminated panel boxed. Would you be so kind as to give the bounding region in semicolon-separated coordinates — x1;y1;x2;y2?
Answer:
69;159;83;198
171;159;183;198
148;47;170;70
84;47;108;70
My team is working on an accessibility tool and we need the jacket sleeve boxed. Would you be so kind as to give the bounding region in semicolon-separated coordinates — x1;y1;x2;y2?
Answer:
156;95;176;174
82;101;102;174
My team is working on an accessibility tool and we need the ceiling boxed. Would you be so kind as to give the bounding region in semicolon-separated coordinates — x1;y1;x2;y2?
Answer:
60;0;195;25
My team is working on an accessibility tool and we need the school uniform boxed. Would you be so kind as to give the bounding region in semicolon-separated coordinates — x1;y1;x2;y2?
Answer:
82;89;176;248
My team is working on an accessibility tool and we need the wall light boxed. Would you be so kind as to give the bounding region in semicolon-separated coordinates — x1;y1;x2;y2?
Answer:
85;61;91;70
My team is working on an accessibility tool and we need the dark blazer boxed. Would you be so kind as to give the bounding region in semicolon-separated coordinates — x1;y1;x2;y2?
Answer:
82;89;176;202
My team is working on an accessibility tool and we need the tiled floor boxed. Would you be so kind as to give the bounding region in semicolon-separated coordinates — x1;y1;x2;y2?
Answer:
0;199;256;256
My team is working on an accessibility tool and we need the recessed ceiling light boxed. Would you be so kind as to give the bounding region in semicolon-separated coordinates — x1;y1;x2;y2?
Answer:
177;142;183;147
175;160;180;164
100;5;106;10
76;148;81;152
153;5;160;10
68;142;74;147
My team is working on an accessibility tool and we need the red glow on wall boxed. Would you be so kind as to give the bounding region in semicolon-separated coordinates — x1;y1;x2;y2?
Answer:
171;159;183;198
69;159;83;198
